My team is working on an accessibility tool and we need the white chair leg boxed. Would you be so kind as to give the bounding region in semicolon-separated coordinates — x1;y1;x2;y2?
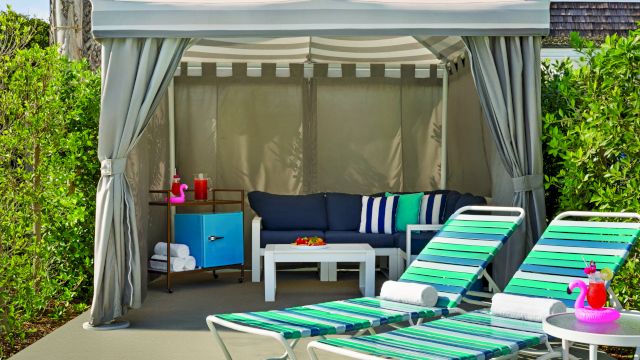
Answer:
252;217;262;282
278;335;298;360
267;339;300;360
397;249;405;277
307;346;320;360
252;250;262;283
206;318;233;360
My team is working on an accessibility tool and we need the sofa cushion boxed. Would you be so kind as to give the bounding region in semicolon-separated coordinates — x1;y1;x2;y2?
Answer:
385;192;422;232
358;195;399;234
443;191;487;220
325;231;395;248
394;231;438;255
326;193;362;231
248;191;328;230
419;192;447;225
260;230;325;248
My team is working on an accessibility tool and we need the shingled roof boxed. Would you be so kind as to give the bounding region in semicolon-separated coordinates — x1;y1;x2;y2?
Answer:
545;1;640;47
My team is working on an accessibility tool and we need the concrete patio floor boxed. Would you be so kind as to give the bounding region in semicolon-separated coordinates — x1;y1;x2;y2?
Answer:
11;270;614;360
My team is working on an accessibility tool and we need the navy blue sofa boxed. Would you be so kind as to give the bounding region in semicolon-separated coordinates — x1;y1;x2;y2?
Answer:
248;190;486;282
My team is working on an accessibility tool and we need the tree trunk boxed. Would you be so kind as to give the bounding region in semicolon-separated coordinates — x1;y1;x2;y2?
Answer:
32;143;42;285
51;0;83;60
82;0;101;70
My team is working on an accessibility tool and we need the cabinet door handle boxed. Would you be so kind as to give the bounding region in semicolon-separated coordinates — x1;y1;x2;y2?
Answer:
208;235;224;241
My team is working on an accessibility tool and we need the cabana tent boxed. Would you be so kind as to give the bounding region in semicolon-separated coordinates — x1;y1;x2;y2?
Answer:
88;0;550;328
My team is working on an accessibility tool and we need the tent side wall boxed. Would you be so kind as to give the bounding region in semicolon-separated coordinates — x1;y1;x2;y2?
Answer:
127;62;496;273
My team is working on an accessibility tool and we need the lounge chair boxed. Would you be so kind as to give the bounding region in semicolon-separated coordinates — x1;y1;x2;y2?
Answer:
206;206;525;360
307;211;640;360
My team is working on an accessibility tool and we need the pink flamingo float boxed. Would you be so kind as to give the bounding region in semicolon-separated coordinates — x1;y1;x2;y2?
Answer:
165;184;188;204
568;280;620;323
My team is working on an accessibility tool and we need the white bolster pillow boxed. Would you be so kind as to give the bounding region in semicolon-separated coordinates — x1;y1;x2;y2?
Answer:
491;293;567;322
154;242;189;258
379;281;438;307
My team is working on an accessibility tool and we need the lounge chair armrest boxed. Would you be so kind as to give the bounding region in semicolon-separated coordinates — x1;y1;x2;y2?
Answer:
406;224;442;232
252;216;263;228
451;206;526;225
555;211;640;222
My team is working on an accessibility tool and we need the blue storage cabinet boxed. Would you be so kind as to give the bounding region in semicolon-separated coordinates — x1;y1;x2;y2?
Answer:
174;212;244;269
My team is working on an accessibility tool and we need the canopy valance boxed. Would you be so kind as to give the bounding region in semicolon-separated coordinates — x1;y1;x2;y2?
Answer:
91;0;550;38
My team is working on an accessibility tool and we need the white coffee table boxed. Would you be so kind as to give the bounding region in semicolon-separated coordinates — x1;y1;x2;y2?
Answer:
543;312;640;360
263;244;375;302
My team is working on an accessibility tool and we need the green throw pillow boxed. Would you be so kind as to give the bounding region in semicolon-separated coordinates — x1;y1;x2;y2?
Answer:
385;192;422;232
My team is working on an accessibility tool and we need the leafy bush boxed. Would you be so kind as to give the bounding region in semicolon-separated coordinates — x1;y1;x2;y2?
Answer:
542;29;640;310
0;7;49;57
0;29;100;356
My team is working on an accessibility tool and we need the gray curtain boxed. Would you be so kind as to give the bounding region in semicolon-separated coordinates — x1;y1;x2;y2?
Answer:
91;37;190;326
462;36;546;286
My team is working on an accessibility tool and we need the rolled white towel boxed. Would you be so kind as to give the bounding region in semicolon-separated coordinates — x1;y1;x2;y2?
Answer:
491;293;567;322
154;242;189;258
183;256;196;271
149;254;186;272
379;280;438;307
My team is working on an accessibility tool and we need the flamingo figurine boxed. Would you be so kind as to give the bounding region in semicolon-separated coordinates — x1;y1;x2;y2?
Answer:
568;280;620;323
165;184;188;204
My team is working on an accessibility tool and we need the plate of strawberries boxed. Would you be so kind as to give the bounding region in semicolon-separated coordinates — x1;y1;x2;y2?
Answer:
291;236;328;249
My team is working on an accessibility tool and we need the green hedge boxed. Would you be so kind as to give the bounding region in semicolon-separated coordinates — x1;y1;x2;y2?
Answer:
0;13;100;352
542;29;640;310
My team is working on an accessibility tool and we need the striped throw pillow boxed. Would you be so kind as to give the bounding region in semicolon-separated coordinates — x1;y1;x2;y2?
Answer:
359;196;399;234
419;193;446;225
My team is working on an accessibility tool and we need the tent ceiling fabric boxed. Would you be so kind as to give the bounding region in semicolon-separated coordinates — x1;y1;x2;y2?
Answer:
91;0;551;38
181;36;466;65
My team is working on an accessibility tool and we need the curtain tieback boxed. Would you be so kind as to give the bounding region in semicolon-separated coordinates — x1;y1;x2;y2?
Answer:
512;174;543;193
100;158;127;176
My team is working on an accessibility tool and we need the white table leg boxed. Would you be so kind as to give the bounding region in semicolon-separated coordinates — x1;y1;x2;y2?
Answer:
388;252;399;280
319;262;336;281
328;262;337;281
264;252;276;302
633;347;639;360
359;252;375;297
562;339;571;360
320;262;329;281
589;344;597;360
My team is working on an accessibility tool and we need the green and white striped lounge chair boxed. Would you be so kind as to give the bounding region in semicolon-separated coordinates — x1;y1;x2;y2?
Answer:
307;211;640;360
206;206;525;360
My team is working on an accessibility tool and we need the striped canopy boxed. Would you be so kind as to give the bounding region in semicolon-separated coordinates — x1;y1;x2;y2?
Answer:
182;36;466;65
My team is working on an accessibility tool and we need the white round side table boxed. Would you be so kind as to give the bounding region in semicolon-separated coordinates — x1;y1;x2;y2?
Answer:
543;312;640;360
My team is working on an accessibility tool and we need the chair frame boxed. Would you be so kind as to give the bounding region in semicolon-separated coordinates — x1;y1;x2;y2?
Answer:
208;206;525;359
306;210;640;360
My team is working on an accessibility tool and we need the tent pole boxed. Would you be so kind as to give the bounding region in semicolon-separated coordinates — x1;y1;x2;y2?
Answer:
168;78;176;242
440;66;449;189
169;78;176;176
